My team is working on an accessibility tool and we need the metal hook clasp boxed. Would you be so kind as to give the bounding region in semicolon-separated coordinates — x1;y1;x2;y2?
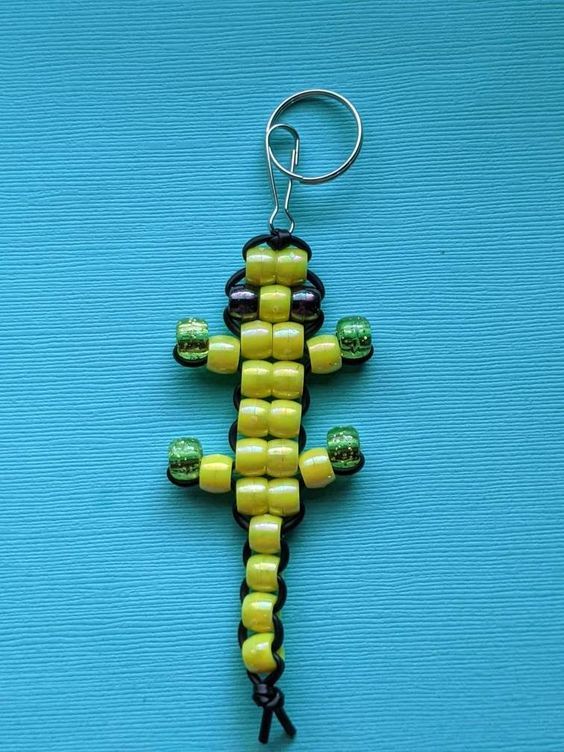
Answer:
265;89;363;233
266;123;300;234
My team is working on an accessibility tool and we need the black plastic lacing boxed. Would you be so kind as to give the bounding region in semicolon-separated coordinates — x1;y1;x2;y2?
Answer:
242;230;311;257
223;307;242;337
301;385;311;415
166;467;199;488
228;421;238;452
172;345;207;368
333;451;366;475
306;269;325;300
303;309;324;337
341;345;374;366
224;267;247;296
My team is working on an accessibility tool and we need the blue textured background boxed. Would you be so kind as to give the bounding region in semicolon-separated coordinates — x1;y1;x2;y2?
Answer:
1;2;563;751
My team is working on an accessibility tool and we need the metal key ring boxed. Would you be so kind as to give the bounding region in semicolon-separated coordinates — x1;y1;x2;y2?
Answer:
266;89;363;185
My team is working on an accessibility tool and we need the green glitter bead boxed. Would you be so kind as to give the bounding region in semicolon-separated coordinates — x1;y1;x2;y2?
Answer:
176;317;209;362
168;437;203;482
327;425;361;470
336;316;372;360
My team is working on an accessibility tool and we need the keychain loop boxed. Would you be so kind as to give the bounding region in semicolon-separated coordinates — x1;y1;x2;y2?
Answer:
266;88;363;186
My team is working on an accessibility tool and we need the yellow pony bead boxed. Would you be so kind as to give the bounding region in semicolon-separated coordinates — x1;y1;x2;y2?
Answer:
267;440;299;478
268;400;302;439
240;320;272;360
268;478;300;516
307;334;342;374
299;447;336;488
275;246;308;286
241;591;277;632
272;322;304;361
272;361;304;399
206;335;240;374
259;285;291;323
235;438;268;477
236;477;269;515
245;245;276;286
242;632;278;673
246;554;279;592
199;454;233;493
248;514;282;554
241;360;272;399
237;399;270;437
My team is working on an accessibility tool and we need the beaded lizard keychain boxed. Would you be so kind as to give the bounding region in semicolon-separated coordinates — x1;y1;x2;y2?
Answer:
167;90;373;743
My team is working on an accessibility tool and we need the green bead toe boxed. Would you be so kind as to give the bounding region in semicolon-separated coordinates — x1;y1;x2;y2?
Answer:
336;316;372;360
327;425;361;470
176;317;209;361
168;437;203;482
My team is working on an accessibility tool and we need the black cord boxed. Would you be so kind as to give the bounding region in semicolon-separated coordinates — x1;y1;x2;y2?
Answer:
232;384;242;410
333;451;366;476
224;267;246;296
228;420;238;452
303;309;325;337
166;468;199;487
172;345;207;368
342;345;374;366
223;307;242;337
300;385;311;415
306;269;325;300
242;230;311;257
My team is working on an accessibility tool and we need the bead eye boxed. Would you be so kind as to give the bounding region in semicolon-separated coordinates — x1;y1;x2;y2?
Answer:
228;284;259;321
290;286;321;323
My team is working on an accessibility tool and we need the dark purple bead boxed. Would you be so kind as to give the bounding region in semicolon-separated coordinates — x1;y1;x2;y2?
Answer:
291;286;322;323
228;285;258;321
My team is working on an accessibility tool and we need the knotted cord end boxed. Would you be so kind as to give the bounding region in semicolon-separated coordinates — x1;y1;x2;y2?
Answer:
252;683;296;744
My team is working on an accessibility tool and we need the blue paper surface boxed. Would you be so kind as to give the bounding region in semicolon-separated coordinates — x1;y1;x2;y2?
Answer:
1;2;563;750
